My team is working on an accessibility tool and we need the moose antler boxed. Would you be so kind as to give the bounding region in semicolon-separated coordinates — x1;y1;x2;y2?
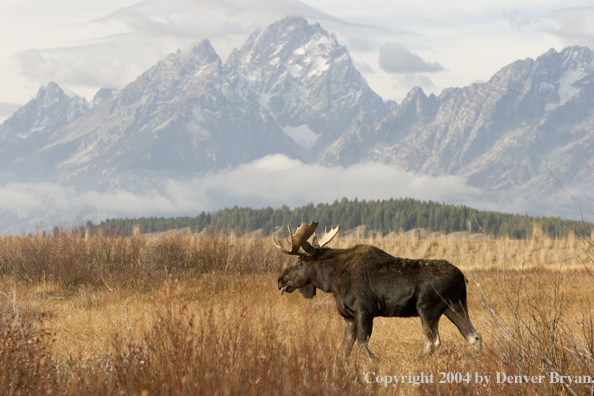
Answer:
272;222;319;255
311;225;341;248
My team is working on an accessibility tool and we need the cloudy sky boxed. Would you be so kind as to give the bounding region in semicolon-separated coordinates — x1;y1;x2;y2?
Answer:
1;0;593;122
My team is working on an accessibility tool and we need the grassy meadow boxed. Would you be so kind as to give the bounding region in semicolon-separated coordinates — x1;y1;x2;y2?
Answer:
1;226;594;395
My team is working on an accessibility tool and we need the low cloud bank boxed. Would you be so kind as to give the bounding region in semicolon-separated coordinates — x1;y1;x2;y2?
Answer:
0;155;588;232
379;43;445;74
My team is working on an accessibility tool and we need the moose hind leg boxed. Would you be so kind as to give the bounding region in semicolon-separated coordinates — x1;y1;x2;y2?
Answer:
356;313;377;360
342;319;357;357
420;314;441;358
444;303;482;354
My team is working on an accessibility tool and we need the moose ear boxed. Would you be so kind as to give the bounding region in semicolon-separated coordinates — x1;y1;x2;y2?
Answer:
298;283;317;299
301;241;316;255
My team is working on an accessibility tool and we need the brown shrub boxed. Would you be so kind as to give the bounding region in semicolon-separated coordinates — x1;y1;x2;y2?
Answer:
0;230;291;288
0;297;57;395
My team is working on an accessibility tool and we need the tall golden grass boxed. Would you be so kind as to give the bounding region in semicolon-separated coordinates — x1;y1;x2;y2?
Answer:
1;226;594;395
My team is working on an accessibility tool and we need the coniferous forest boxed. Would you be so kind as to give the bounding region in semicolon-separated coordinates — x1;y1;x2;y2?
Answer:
88;197;592;239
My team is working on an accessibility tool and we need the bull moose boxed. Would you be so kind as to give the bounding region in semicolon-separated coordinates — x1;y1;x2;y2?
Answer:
274;222;482;359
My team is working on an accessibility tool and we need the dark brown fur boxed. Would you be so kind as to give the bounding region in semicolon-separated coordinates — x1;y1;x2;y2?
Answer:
278;244;482;359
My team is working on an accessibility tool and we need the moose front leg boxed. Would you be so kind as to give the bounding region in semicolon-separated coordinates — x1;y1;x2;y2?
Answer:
342;318;357;357
356;313;377;360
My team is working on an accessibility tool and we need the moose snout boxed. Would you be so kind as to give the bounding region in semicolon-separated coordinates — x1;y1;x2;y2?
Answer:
278;278;287;295
278;275;295;295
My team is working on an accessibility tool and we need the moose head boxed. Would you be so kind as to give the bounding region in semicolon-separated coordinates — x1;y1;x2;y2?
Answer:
273;221;340;298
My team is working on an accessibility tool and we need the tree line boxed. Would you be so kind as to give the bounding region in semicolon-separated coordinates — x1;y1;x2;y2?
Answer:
88;197;592;239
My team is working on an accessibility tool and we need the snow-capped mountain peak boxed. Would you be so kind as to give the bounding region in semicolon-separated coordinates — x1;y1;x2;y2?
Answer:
0;82;89;141
536;46;594;111
225;16;387;148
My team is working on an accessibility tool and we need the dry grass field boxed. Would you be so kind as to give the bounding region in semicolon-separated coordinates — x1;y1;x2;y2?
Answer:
1;226;594;395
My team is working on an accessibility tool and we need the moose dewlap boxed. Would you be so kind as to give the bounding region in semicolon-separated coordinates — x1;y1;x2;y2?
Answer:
274;221;482;359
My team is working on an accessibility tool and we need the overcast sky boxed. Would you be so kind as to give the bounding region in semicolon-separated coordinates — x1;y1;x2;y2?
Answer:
1;0;593;122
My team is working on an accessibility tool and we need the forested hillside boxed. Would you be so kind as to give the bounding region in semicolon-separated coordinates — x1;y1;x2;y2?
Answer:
90;198;591;239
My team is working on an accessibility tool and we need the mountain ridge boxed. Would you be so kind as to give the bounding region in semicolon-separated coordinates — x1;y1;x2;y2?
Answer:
1;17;388;186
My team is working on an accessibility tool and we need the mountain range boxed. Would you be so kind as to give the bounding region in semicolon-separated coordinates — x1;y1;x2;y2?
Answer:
1;16;593;230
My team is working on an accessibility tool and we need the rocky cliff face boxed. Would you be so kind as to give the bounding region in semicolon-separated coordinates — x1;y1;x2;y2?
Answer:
322;46;594;194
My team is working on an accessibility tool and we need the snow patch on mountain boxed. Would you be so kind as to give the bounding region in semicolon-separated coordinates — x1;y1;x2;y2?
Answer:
545;67;588;111
282;124;319;148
